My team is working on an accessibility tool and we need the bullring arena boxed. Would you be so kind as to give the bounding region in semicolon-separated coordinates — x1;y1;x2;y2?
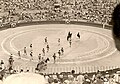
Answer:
1;0;120;83
0;21;120;74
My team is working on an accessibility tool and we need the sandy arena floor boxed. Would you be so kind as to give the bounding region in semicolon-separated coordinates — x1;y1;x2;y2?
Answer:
0;24;119;73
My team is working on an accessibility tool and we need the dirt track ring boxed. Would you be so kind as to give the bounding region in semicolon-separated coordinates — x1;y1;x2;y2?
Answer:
0;24;116;64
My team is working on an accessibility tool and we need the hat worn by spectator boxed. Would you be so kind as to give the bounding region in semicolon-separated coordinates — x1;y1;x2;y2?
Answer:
3;73;47;84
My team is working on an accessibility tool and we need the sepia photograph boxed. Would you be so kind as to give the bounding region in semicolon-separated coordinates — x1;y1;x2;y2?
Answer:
0;0;119;84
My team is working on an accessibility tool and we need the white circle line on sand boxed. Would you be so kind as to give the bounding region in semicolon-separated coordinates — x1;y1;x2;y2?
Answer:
78;35;110;58
9;27;66;52
10;28;110;58
2;30;112;63
56;49;117;64
1;25;115;64
1;28;44;62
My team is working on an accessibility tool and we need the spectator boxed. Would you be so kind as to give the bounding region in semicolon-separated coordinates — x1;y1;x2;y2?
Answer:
112;3;120;51
3;73;47;84
0;60;4;70
76;74;84;84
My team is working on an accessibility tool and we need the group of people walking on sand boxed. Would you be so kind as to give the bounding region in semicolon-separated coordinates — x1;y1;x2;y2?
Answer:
6;31;81;72
11;31;81;66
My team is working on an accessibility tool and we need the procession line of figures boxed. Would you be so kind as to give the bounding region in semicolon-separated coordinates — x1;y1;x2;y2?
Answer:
7;31;81;71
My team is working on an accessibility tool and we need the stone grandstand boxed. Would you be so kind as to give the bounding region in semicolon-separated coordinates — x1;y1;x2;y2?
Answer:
0;0;118;27
0;0;119;84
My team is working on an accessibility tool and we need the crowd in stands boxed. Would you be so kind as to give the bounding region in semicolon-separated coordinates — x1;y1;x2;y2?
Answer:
0;57;120;84
43;69;120;84
0;0;117;28
0;64;120;84
0;0;119;84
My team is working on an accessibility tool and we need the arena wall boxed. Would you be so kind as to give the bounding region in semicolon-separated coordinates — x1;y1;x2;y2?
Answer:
12;20;113;30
